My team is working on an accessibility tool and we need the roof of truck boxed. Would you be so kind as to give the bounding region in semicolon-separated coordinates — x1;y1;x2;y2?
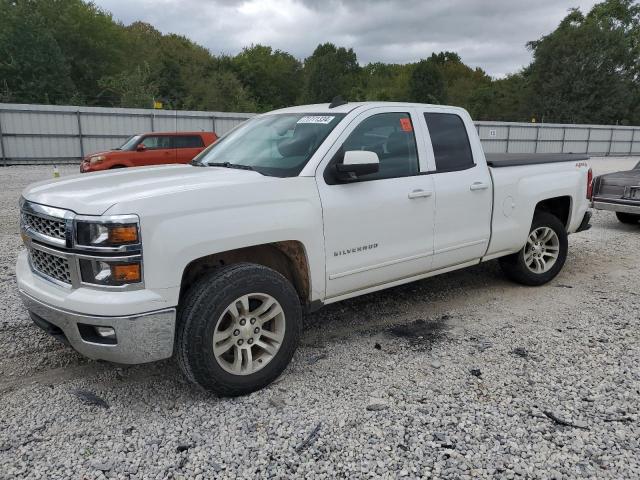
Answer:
271;101;466;115
136;131;217;136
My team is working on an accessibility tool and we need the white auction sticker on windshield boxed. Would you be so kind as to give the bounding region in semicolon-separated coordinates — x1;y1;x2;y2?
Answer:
297;116;335;124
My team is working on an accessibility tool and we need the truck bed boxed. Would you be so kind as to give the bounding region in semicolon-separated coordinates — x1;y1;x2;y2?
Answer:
486;153;589;168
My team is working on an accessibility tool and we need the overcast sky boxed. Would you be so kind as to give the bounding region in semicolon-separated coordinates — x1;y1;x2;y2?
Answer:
95;0;601;78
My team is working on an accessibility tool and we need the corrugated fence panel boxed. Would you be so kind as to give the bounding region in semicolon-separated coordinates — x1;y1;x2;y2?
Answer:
1;103;638;165
214;117;246;136
82;114;152;136
0;103;254;164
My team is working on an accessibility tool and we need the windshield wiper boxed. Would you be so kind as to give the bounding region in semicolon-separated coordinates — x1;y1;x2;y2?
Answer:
207;162;255;171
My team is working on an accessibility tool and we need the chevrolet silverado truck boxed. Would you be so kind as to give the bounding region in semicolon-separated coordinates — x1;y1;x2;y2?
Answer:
17;102;593;396
591;159;640;225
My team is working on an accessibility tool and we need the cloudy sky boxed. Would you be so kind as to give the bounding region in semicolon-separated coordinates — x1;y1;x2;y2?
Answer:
95;0;601;78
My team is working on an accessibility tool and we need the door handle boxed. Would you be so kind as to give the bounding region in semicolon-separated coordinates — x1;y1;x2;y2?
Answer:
408;189;433;199
470;182;490;191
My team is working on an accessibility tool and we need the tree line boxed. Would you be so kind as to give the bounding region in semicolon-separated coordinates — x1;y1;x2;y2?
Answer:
1;0;639;125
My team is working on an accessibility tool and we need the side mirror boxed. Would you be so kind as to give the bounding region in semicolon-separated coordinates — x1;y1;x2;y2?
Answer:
136;143;146;152
335;150;379;182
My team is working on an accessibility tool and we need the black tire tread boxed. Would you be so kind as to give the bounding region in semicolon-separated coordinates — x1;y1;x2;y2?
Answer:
499;211;568;286
176;262;302;396
616;212;640;224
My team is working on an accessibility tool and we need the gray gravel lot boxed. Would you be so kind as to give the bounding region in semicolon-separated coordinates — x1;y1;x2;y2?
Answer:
0;158;639;479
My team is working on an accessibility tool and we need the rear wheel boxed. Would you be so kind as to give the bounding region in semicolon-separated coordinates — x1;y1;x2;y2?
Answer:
177;263;302;396
616;212;640;225
499;212;568;286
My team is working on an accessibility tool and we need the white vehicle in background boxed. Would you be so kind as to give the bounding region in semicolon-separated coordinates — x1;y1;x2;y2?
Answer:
17;101;593;396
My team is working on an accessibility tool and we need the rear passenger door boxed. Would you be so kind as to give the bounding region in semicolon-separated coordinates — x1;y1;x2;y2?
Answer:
420;110;492;270
136;135;176;166
175;135;206;163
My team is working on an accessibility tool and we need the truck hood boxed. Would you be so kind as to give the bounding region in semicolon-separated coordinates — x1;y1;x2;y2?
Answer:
22;165;272;215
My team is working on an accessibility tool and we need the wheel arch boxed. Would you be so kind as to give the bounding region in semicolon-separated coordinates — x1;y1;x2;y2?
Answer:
534;195;572;229
179;241;311;306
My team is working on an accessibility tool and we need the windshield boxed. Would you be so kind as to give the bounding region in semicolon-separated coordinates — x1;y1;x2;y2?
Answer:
194;113;346;177
117;135;142;151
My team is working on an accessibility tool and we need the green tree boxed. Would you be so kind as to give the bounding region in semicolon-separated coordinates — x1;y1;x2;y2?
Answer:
469;73;532;121
98;62;159;108
231;45;302;111
0;0;75;103
303;43;360;103
428;51;492;112
186;71;257;112
360;62;412;101
32;0;129;105
408;59;446;104
527;0;640;124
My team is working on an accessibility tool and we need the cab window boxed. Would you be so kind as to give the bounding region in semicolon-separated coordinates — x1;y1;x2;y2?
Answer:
339;112;419;181
140;135;173;150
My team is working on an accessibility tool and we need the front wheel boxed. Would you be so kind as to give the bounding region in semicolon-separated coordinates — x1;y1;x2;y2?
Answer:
177;263;302;396
616;212;640;225
499;212;568;286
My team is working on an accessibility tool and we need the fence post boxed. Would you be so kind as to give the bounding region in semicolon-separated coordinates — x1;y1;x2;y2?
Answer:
0;110;5;166
628;129;635;155
76;111;84;160
560;126;566;153
586;127;592;155
607;128;614;156
150;112;155;132
211;116;216;134
505;124;511;153
534;125;540;153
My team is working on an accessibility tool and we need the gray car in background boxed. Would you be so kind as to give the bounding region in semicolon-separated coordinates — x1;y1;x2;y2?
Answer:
592;160;640;225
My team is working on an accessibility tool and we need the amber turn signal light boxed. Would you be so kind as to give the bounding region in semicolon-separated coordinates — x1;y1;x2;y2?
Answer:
108;225;138;244
111;263;141;282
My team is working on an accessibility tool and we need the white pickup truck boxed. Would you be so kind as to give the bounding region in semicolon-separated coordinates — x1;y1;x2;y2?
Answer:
17;101;593;395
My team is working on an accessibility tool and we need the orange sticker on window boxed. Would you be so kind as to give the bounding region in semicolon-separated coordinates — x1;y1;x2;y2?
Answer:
400;118;413;132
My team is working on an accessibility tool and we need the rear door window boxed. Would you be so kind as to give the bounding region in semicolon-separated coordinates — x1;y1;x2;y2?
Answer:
424;113;474;172
175;135;205;148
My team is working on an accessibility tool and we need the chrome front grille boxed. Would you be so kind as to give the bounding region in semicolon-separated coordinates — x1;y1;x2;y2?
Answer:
23;212;66;241
29;248;72;285
20;198;144;291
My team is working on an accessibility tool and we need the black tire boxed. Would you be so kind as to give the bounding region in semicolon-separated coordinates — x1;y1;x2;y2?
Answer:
499;212;568;286
176;263;302;396
616;212;640;225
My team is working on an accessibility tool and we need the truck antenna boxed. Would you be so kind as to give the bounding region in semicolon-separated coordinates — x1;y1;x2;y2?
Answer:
329;96;347;109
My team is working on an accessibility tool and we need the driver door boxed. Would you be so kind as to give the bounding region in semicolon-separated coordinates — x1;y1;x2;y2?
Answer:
316;108;436;299
135;135;176;166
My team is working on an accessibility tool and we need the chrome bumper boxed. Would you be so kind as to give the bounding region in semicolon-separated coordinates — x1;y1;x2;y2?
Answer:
20;290;176;364
592;200;640;215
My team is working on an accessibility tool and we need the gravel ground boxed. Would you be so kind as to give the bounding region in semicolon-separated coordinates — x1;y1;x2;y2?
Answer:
0;158;639;479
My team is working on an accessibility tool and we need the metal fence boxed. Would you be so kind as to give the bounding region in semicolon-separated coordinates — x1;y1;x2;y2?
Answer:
1;103;639;165
476;121;640;156
0;103;254;165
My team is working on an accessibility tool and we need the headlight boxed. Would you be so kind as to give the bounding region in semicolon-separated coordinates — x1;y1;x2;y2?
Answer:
89;155;105;165
76;221;139;247
79;259;142;286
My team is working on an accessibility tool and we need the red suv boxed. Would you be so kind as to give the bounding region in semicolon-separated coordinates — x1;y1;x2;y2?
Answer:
80;132;218;173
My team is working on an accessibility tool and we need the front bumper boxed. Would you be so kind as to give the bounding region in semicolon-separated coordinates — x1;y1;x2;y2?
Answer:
592;199;640;215
20;290;176;364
